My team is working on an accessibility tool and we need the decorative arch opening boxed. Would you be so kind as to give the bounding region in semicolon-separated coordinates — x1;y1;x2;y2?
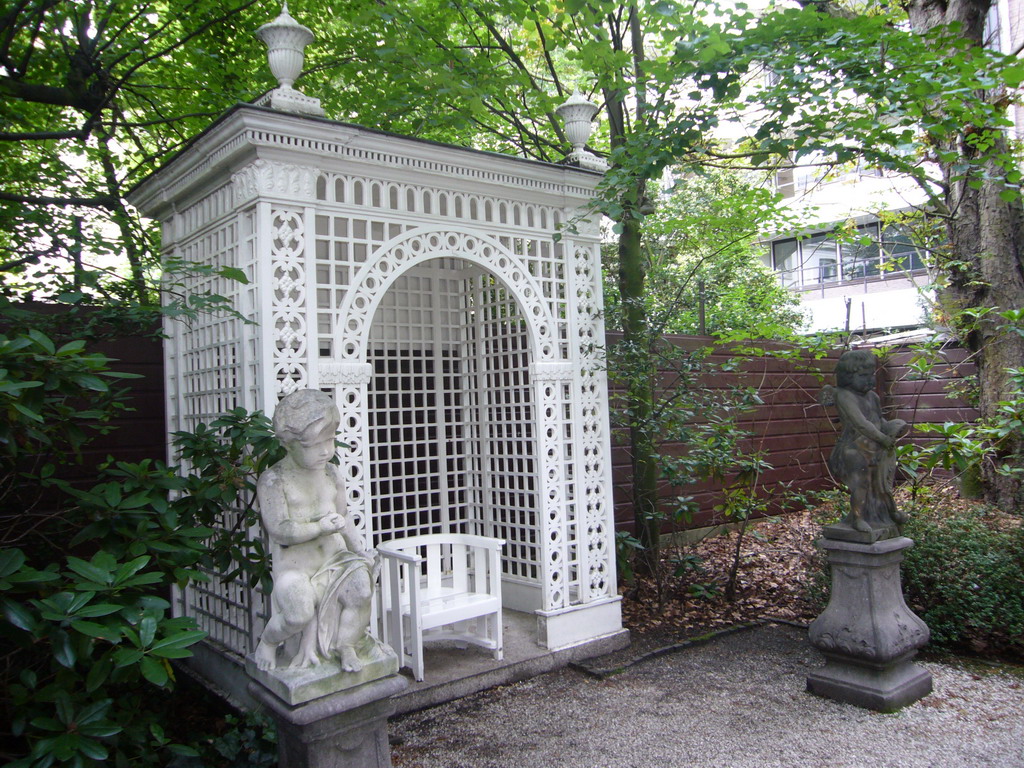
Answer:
334;227;556;363
361;256;541;591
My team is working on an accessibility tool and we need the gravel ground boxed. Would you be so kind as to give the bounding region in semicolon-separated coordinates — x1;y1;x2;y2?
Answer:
390;624;1024;768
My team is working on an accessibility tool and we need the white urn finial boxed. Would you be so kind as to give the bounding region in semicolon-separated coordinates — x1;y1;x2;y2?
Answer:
254;4;325;117
555;91;607;171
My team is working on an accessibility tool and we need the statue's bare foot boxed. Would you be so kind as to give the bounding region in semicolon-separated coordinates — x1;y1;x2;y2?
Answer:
289;644;320;668
851;515;871;533
254;640;278;671
339;645;362;673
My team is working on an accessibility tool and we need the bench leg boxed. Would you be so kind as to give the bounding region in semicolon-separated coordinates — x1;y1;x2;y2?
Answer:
411;616;424;682
492;612;503;661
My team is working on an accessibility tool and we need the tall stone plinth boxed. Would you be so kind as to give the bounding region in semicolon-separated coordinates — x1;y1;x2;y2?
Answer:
807;536;932;711
249;674;408;768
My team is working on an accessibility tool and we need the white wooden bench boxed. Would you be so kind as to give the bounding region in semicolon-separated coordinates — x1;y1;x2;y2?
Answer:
376;533;504;682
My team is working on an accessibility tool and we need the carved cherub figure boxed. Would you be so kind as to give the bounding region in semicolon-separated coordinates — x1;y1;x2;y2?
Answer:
253;389;374;672
823;349;910;535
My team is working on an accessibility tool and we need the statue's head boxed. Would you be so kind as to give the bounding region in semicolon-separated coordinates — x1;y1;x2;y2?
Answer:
272;389;340;445
835;349;876;390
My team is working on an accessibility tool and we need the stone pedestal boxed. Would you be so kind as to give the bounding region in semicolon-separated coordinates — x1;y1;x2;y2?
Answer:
246;633;400;707
807;536;932;712
249;674;408;768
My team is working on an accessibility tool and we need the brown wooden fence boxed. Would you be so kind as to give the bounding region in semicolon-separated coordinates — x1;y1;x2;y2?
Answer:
881;343;978;432
607;333;840;533
608;335;979;534
10;306;167;484
79;330;167;471
73;329;976;533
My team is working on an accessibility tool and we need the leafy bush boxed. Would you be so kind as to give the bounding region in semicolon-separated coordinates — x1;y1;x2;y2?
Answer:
900;503;1024;657
810;494;1024;658
2;544;208;767
0;328;138;549
173;409;285;590
172;712;277;768
0;325;280;767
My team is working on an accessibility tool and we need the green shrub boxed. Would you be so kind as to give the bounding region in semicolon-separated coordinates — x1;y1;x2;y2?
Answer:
172;712;277;768
807;491;1024;659
0;325;281;767
900;505;1024;657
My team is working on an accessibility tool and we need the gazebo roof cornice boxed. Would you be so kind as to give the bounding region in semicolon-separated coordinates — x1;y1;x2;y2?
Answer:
128;103;604;218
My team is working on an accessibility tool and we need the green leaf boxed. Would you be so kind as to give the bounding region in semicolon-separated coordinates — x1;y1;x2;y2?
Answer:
29;717;65;732
1003;63;1024;88
217;266;250;284
20;668;37;689
75;603;122;618
0;548;26;578
27;328;55;355
3;599;37;632
168;744;201;757
86;655;114;692
70;373;109;392
0;379;42;393
140;656;169;686
78;722;121;739
75;699;112;726
113;556;152;584
113;647;144;667
11;402;44;422
71;620;121;641
56;339;87;355
52;629;76;668
55;693;74;725
77;739;109;761
139;616;157;648
149;629;207;653
150;646;195;659
66;557;113;586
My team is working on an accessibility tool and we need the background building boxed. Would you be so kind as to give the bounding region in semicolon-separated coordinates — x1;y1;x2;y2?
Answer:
762;0;1022;335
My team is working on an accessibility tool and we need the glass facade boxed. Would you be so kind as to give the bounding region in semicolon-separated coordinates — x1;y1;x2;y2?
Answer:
771;222;925;289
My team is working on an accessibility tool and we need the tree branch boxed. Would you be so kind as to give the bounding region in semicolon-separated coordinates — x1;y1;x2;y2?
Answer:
0;190;117;208
0;128;88;141
534;21;565;98
0;74;101;111
467;5;566;144
0;248;53;273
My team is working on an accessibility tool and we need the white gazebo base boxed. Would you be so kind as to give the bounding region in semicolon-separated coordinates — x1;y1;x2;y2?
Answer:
180;608;629;715
536;597;625;651
389;607;629;716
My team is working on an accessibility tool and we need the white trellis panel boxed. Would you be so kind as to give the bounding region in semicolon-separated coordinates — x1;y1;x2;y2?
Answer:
128;104;622;657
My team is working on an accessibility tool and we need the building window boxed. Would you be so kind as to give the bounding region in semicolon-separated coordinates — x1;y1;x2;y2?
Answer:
775;167;795;199
881;224;926;273
802;233;839;285
842;228;880;281
772;238;799;286
771;222;925;289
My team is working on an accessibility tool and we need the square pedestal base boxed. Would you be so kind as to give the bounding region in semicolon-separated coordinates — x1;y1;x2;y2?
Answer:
807;655;933;712
250;674;408;768
246;650;399;707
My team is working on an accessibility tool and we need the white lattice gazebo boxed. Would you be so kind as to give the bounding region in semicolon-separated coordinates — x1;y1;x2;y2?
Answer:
129;101;622;676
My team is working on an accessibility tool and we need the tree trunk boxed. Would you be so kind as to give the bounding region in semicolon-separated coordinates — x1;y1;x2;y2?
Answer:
618;211;662;569
908;0;1024;510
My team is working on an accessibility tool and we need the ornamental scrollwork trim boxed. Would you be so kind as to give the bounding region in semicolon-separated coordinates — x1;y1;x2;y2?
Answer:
319;362;373;386
232;159;318;205
529;362;575;381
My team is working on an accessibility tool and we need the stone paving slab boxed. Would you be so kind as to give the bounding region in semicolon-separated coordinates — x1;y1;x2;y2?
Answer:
389;623;1024;768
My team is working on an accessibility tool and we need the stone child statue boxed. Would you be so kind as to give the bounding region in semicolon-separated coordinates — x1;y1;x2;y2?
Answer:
823;349;910;536
254;389;376;672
